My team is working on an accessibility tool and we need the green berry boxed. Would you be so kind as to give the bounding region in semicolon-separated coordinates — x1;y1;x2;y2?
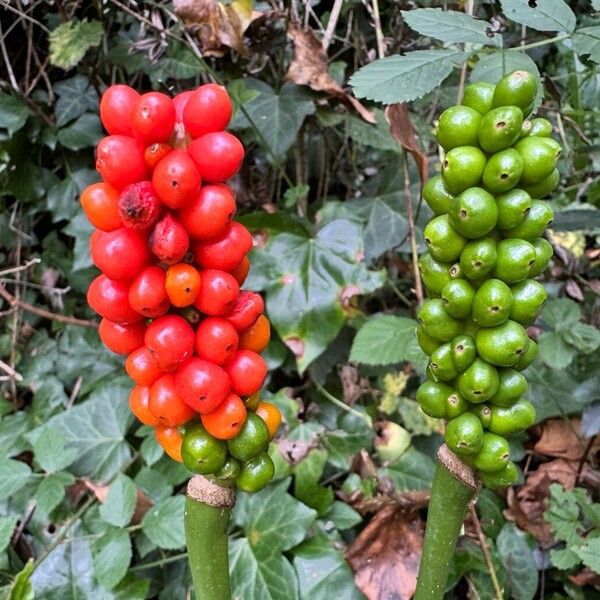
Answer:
509;279;547;325
446;391;469;419
228;413;269;461
416;298;464;342
423;214;467;262
514;338;538;370
472;432;511;473
457;358;500;403
437;106;482;150
528;238;553;277
418;252;454;295
478;106;523;153
416;380;453;418
444;412;484;456
441;279;475;319
429;343;458;382
475;320;530;367
482;149;524;194
471;278;513;328
489;368;528;407
528;117;553;137
515;137;560;185
503;201;553;240
449;187;498;238
450;334;477;373
522;168;559;198
496;189;532;230
237;453;275;493
488;399;536;436
493;70;538;112
460;237;498;280
471;404;492;428
442;146;487;195
478;461;518;488
423;175;455;215
494;238;536;284
416;325;442;356
462;81;495;114
182;423;228;475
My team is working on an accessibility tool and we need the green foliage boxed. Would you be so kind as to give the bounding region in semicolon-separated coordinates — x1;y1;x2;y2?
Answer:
49;20;104;69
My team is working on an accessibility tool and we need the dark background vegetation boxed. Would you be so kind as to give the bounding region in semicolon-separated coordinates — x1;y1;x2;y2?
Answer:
0;0;600;598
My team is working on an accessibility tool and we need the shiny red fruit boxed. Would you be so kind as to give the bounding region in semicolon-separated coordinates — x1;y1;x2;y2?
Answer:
152;150;201;209
225;349;267;396
149;373;195;426
87;275;142;323
125;346;163;386
225;292;264;331
99;85;139;136
118;181;162;230
98;318;146;355
173;91;193;122
174;357;230;414
149;214;190;265
193;222;252;271
129;385;159;426
187;132;244;183
183;84;233;138
132;91;176;143
145;314;195;371
90;228;150;281
195;317;239;365
178;184;236;240
96;135;148;191
128;265;169;317
194;270;239;316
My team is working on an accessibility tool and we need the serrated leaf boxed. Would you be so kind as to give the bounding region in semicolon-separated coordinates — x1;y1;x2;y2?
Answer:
402;9;502;47
550;546;581;570
57;113;103;151
563;322;600;354
0;91;30;136
53;75;99;127
500;0;576;33
249;219;386;371
470;50;544;114
0;516;17;553
92;529;131;589
541;298;581;330
99;475;137;528
230;80;315;159
350;315;425;367
36;379;133;481
573;537;600;574
0;459;32;501
538;331;576;369
379;447;435;490
293;535;363;600
233;478;317;559
350;49;467;104
552;207;600;232
496;523;537;600
230;538;300;600
544;483;583;545
33;428;78;473
141;496;185;550
49;20;104;69
35;472;75;515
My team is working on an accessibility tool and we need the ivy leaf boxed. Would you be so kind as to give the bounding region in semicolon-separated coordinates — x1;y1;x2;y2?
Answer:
53;75;99;127
0;459;32;501
49;20;104;69
350;315;426;369
249;219;386;371
402;9;502;47
99;474;137;528
146;42;206;84
293;535;364;600
64;212;95;272
0;516;17;553
346;109;401;153
537;332;576;369
35;472;76;515
500;0;576;33
350;49;467;104
496;523;537;600
293;449;334;515
33;428;78;473
141;496;186;550
230;538;300;600
325;501;363;530
230;80;315;159
233;478;317;559
363;199;409;263
573;27;600;63
92;529;132;589
379;447;436;490
0;91;30;136
57;113;103;151
470;50;544;113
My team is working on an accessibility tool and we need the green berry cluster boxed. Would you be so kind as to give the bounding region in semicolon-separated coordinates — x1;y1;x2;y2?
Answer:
415;70;559;488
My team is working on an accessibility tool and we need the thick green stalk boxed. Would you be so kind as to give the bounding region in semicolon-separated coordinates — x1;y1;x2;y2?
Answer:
185;476;235;600
414;445;479;600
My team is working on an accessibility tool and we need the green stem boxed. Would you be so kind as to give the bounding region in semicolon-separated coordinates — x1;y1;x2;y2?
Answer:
414;445;479;600
514;33;569;52
185;476;235;600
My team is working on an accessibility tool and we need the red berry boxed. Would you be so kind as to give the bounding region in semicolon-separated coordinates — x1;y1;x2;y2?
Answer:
230;256;250;286
152;150;201;209
193;222;252;271
126;346;163;386
87;275;142;323
132;91;176;143
129;265;170;317
194;270;239;316
80;183;122;232
178;184;236;240
195;317;239;365
173;91;193;122
149;373;195;426
149;214;190;265
145;315;195;371
99;85;139;136
183;84;232;138
118;181;162;230
188;132;244;183
225;291;264;331
90;228;150;281
96;135;148;191
144;143;172;169
98;318;146;355
174;357;230;414
225;349;267;396
129;385;159;426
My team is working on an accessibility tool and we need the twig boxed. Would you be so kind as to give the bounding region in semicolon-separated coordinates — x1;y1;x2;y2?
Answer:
0;359;23;382
402;150;424;305
0;258;40;278
0;285;98;328
576;434;596;484
371;0;384;59
67;376;83;408
322;0;344;50
130;552;188;571
456;0;474;104
0;0;51;34
470;505;503;600
0;18;19;91
311;376;373;428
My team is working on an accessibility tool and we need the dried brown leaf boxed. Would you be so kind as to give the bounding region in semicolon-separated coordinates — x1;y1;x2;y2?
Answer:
385;104;428;187
532;418;600;461
285;24;374;124
346;506;424;600
569;568;600;589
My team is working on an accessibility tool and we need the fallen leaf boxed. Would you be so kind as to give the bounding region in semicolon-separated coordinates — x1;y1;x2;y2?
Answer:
285;23;375;124
82;479;153;524
173;0;259;56
346;505;424;600
565;279;584;301
385;103;429;187
505;459;591;546
532;418;600;461
569;568;600;589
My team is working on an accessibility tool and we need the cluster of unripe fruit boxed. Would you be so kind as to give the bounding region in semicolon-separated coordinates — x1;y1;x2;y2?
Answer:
415;70;558;488
81;83;281;493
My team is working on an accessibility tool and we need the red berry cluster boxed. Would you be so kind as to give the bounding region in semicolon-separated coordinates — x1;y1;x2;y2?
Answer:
82;84;277;468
